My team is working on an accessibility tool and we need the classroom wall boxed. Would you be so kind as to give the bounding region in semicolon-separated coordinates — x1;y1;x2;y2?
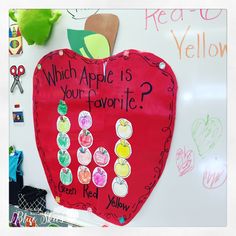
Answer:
9;9;227;226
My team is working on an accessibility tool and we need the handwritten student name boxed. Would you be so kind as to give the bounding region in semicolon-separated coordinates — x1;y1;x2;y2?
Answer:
42;60;153;112
106;195;130;211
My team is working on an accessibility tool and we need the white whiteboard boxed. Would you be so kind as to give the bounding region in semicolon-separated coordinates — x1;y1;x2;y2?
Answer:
9;9;227;226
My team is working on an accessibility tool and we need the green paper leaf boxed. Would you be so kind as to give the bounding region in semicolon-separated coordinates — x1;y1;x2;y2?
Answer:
84;34;110;59
67;29;110;59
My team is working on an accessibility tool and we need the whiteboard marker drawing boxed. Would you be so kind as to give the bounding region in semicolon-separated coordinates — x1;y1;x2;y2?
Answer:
202;158;226;189
192;115;222;157
176;147;194;176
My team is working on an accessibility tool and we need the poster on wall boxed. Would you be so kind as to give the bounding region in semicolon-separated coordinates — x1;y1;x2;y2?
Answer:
33;49;177;225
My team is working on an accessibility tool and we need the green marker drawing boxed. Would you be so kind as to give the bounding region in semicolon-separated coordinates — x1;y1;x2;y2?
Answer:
192;114;222;156
58;150;71;167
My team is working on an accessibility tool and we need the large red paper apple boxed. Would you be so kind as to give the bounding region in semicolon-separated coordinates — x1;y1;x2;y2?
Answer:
33;49;177;226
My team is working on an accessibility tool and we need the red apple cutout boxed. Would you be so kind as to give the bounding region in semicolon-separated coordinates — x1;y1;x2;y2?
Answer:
77;147;92;165
77;165;91;184
93;147;110;167
92;167;107;187
33;49;177;225
78;110;92;130
78;129;93;148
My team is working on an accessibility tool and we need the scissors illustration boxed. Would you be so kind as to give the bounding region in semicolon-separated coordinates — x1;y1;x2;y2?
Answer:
10;65;25;94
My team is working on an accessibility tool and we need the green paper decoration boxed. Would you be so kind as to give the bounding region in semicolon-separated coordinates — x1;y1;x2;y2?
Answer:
67;29;110;59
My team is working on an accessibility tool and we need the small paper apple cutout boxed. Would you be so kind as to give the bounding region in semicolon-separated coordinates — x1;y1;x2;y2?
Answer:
77;165;91;184
92;167;107;187
57;133;70;150
78;130;93;148
60;167;73;185
112;176;128;197
115;139;132;159
116;118;133;139
78;110;92;130
77;147;92;165
93;147;110;167
58;150;71;167
57;100;68;115
57;116;71;134
114;158;131;178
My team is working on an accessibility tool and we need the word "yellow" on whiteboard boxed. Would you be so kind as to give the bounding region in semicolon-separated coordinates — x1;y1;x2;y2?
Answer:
171;26;227;60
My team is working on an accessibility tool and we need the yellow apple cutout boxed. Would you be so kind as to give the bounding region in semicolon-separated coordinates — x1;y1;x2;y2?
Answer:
115;139;132;159
112;176;128;197
57;116;71;134
114;158;131;178
116;118;133;139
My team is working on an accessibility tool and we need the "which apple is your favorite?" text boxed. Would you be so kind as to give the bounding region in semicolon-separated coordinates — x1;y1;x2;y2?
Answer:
42;60;153;112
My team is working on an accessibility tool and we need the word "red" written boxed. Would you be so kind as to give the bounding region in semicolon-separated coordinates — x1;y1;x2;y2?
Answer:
145;9;223;31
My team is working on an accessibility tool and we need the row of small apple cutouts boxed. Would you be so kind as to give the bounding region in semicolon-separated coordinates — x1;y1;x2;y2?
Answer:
56;100;109;187
112;119;133;198
56;100;73;185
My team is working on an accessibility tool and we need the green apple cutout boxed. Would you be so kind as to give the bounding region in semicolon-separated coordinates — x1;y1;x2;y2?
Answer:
57;116;71;134
57;100;68;115
192;114;222;156
58;150;71;167
60;167;73;185
57;133;70;150
67;29;110;59
114;158;131;178
112;176;128;197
